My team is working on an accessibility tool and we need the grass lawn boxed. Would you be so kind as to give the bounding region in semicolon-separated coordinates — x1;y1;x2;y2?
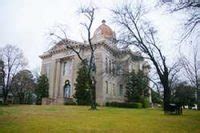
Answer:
0;105;199;133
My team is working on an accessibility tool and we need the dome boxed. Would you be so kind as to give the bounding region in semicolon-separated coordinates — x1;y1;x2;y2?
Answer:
92;20;116;41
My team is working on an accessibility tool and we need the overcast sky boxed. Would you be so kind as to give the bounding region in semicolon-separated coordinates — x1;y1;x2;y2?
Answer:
0;0;195;73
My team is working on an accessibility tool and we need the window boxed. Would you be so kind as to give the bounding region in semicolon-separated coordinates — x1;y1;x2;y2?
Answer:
113;84;115;96
63;61;72;75
112;60;115;75
105;81;108;94
63;62;67;75
119;84;123;96
109;60;112;74
0;86;3;95
117;64;123;75
105;58;108;73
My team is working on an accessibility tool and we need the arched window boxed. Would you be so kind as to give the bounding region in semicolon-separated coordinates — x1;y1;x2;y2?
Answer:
64;80;71;98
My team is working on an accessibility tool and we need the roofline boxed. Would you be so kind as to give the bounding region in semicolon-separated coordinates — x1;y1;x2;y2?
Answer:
39;39;143;61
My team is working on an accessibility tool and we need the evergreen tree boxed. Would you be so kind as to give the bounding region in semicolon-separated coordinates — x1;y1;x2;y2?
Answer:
171;82;196;107
35;75;49;105
74;61;91;105
151;89;162;104
11;69;36;104
125;70;149;103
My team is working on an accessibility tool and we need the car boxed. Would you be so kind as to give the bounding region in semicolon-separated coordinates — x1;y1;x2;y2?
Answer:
191;104;197;110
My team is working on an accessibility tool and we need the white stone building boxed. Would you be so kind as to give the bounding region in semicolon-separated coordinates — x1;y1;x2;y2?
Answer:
39;20;151;105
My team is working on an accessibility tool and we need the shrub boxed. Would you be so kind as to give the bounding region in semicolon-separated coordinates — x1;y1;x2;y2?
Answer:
134;103;143;108
142;98;149;108
105;102;143;108
64;101;77;105
36;98;42;105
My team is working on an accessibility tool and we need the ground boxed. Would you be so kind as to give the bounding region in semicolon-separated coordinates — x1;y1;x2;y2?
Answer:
0;105;199;133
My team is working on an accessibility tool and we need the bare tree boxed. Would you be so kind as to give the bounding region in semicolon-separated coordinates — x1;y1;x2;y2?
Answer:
180;43;200;110
170;1;200;40
0;44;27;104
50;7;97;110
0;59;5;103
112;3;178;112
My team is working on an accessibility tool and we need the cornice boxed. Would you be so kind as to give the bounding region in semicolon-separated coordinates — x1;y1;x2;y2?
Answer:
39;38;143;61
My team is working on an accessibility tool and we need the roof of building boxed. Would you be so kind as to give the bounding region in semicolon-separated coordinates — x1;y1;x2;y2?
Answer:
39;20;143;61
39;39;143;62
92;20;116;41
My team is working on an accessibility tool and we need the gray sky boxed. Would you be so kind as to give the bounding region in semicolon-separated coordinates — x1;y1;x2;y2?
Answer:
0;0;190;73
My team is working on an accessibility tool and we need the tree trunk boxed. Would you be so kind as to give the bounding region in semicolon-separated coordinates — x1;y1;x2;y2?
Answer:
3;95;8;105
161;73;171;113
197;88;200;110
163;82;171;113
19;93;25;104
3;89;8;105
90;76;96;110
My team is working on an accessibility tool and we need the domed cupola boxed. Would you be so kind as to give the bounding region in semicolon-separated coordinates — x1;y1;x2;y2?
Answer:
92;20;116;43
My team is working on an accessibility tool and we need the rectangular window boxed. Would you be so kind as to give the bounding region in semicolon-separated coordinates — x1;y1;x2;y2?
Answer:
113;63;115;75
63;62;67;75
105;58;108;73
118;64;123;75
109;60;112;74
119;84;123;96
106;81;108;94
0;86;3;96
112;60;115;75
63;61;72;76
113;84;115;96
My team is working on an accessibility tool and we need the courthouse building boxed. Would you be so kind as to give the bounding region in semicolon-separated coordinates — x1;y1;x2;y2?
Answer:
39;20;151;105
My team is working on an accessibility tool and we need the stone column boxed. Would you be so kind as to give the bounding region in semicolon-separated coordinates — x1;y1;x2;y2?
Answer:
55;59;61;98
49;60;57;98
40;63;46;75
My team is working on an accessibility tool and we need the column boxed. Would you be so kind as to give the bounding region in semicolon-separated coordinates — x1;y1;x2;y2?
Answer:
49;60;57;98
55;59;61;98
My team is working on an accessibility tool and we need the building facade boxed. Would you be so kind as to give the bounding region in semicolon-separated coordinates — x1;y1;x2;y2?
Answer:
39;20;151;105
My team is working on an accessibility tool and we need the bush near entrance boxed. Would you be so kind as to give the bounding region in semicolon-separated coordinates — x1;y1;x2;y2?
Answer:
106;102;143;108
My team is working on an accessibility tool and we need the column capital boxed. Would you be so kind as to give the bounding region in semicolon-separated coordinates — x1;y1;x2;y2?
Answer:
56;58;61;62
